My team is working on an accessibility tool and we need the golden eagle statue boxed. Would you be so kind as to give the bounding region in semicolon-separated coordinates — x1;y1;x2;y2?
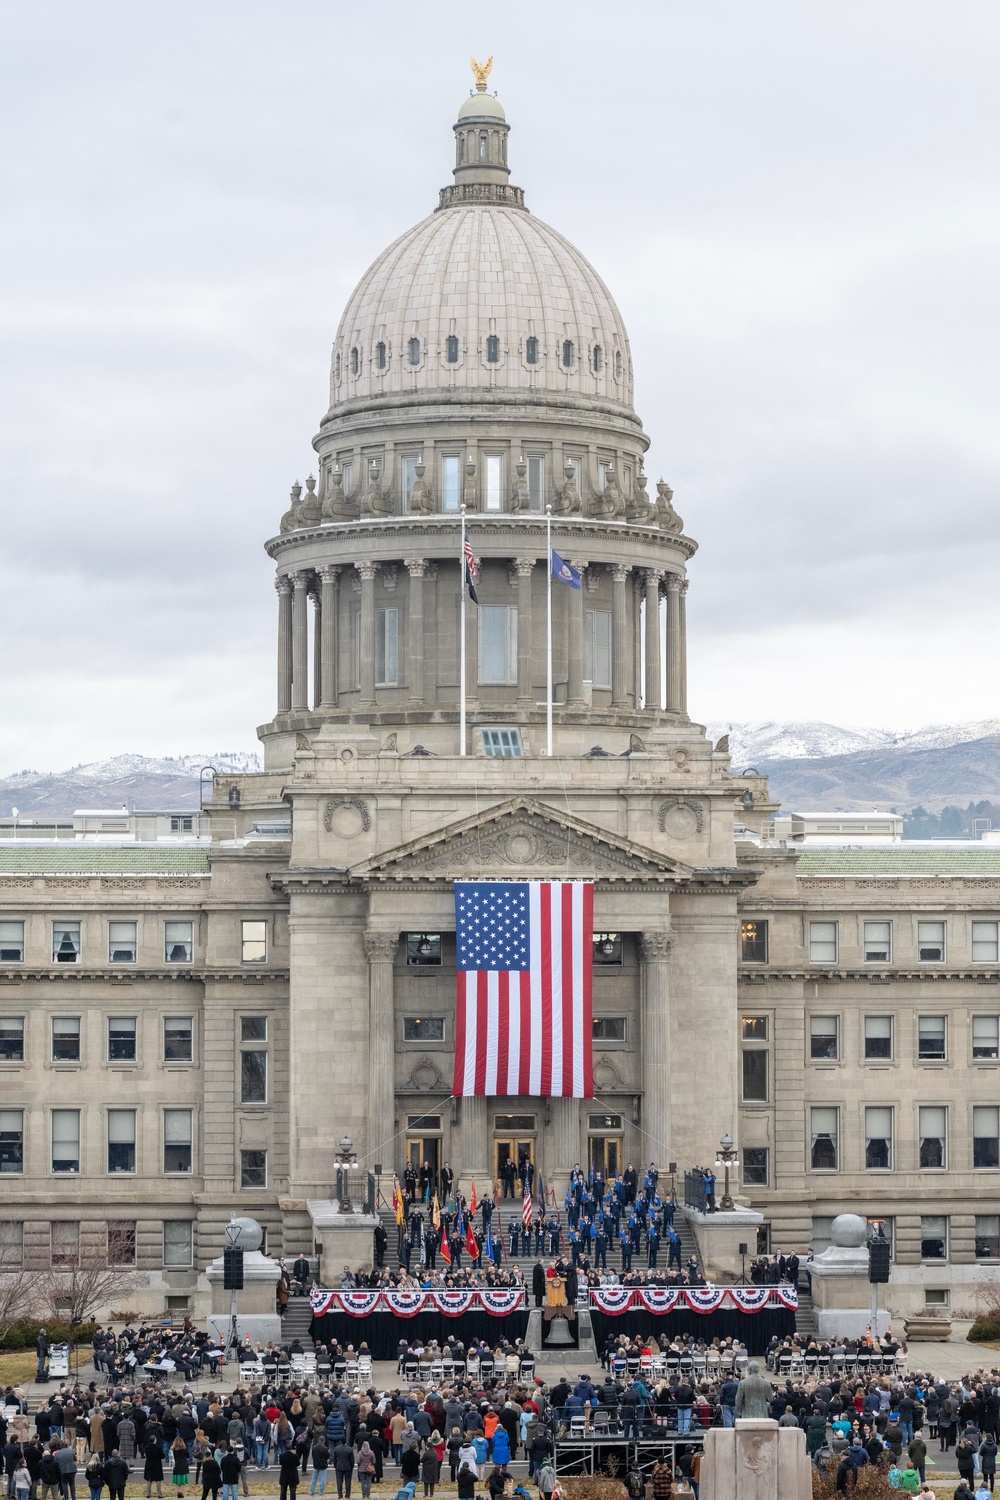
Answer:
470;56;493;89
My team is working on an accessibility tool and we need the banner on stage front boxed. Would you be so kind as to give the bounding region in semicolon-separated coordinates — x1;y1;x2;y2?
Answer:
452;880;593;1098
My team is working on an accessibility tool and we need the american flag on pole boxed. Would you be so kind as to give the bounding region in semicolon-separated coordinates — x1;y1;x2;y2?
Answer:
522;1187;533;1230
452;880;594;1097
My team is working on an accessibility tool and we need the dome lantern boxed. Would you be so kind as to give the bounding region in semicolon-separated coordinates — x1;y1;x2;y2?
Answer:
440;58;525;211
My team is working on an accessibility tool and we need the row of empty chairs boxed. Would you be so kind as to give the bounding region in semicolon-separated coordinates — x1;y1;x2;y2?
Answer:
773;1350;906;1378
400;1355;535;1387
608;1351;750;1379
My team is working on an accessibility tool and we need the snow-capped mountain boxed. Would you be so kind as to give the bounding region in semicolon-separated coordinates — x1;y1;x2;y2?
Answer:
0;752;261;820
705;720;1000;765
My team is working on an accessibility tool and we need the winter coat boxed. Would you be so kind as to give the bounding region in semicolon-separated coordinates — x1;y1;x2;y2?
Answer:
279;1452;300;1486
491;1430;510;1466
116;1421;136;1463
103;1457;130;1491
419;1451;439;1483
220;1453;242;1484
143;1446;164;1483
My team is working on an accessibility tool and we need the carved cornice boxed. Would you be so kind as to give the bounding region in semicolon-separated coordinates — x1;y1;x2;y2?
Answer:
739;966;1000;984
0;967;289;984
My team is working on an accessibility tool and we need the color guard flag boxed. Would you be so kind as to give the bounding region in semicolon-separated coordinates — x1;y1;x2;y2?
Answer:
470;1180;477;1215
465;1219;479;1259
392;1175;403;1226
453;880;594;1097
522;1188;533;1231
439;1231;452;1266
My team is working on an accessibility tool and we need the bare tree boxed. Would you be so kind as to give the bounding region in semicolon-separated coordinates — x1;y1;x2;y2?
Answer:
0;1267;43;1337
38;1225;142;1325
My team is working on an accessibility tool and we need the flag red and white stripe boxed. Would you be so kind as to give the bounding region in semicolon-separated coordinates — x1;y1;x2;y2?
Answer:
522;1188;533;1230
452;880;594;1098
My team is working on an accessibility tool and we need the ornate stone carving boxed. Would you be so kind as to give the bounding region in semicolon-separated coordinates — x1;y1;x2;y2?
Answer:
298;474;321;526
363;929;398;962
324;796;372;837
356;561;377;583
627;471;657;524
656;479;684;533
404;557;427;579
638;931;674;963
514;556;535;578
275;574;293;597
321;464;356;520
593;1056;624;1091
279;480;303;532
510;458;530;512
657;798;705;837
714;735;730;754
406;1056;444;1092
408;460;435;513
551;459;581;515
463;457;480;511
361;460;392;517
318;564;341;585
381;564;398;592
591;465;626;519
388;817;647;877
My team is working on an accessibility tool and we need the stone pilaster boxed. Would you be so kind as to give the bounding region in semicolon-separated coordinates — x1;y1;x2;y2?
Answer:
275;575;293;714
318;566;340;709
666;572;683;714
514;557;535;706
291;571;311;711
458;1097;489;1199
364;930;398;1166
310;585;322;710
639;929;673;1162
679;579;689;715
611;564;630;708
404;558;426;703
567;559;587;705
357;562;377;707
644;570;662;712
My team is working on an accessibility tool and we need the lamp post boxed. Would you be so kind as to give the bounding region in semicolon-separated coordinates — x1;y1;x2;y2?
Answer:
335;1135;359;1212
714;1133;740;1212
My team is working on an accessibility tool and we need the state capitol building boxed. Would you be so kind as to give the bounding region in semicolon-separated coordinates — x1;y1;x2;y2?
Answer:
1;71;998;1323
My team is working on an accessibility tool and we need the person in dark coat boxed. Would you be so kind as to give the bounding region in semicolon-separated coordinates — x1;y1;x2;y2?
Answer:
278;1449;300;1500
419;1447;439;1498
532;1263;546;1308
201;1453;222;1500
104;1454;129;1500
332;1444;354;1500
144;1440;165;1498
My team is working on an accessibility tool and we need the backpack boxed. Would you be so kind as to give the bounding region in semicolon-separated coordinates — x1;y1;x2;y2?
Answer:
626;1470;646;1500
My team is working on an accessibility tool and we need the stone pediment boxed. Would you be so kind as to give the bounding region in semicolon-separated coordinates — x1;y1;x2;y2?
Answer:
351;797;693;883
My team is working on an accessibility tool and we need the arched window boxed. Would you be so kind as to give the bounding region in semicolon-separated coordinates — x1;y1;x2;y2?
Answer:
614;349;623;379
592;345;602;373
525;336;538;365
377;341;387;370
446;334;459;364
409;337;421;366
479;132;488;160
486;334;500;364
350;347;359;376
562;339;574;368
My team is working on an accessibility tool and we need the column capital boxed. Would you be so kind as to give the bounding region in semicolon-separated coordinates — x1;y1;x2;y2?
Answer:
643;567;664;586
357;561;378;581
610;564;630;584
569;558;588;575
638;930;674;963
404;556;427;578
364;930;399;963
318;564;341;584
275;574;293;596
680;578;689;595
291;568;312;589
514;556;536;577
665;571;683;592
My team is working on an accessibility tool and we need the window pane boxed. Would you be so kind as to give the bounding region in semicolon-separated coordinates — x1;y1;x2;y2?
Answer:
864;1015;892;1059
163;1220;192;1267
976;1215;1000;1258
52;1017;80;1062
918;1016;946;1059
584;610;612;688
921;1215;947;1260
52;1221;79;1267
0;1222;23;1266
478;606;516;684
485;454;503;511
406;934;441;966
742;1017;768;1041
165;921;193;963
0;1017;24;1061
52;1109;80;1173
240;1050;267;1103
402;1017;445;1041
108;921;137;963
240;1016;267;1042
974;1105;1000;1168
865;1106;892;1169
809;922;838;962
443;455;461;511
108;1221;136;1266
527;456;544;508
108;1016;136;1061
811;1107;838;1170
973;922;999;962
743;1147;768;1186
918;920;945;960
164;1109;192;1173
164;1016;193;1062
107;1109;136;1173
592;1017;626;1041
973;1015;1000;1059
241;920;267;963
53;922;81;963
376;607;399;686
241;1150;267;1189
864;921;891;961
0;921;24;962
0;1109;23;1174
741;921;767;962
919;1105;946;1168
481;726;522;757
742;1050;768;1103
810;1016;838;1060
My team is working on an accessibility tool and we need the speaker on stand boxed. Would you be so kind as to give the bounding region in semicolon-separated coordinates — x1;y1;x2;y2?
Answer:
733;1240;750;1286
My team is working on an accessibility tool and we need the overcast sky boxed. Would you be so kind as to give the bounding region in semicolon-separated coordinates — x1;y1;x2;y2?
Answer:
1;0;998;772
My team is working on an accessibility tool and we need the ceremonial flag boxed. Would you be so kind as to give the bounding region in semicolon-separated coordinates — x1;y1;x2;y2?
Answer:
550;550;582;589
453;879;594;1097
432;1195;440;1230
484;1225;494;1263
463;536;479;604
522;1188;533;1231
440;1232;452;1266
465;1220;479;1259
470;1180;477;1215
392;1175;403;1226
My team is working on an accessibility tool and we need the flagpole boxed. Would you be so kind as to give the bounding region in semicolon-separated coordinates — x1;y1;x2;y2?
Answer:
546;504;553;757
459;505;467;757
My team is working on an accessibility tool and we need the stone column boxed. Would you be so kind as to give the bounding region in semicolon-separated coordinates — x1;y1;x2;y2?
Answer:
310;584;322;710
364;931;398;1166
515;558;535;706
610;564;629;708
404;558;426;703
567;559;587;705
357;562;377;708
275;575;293;715
318;566;340;709
666;573;683;713
679;580;689;715
644;569;662;712
291;571;311;711
639;930;673;1162
551;1100;582;1190
459;1096;490;1199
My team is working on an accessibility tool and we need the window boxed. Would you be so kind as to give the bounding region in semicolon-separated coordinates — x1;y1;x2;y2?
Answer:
810;1106;838;1170
742;1049;768;1103
864;1015;892;1060
376;340;386;370
592;344;602;372
810;1015;839;1060
743;1147;768;1186
170;815;193;832
973;1015;1000;1060
484;454;503;511
864;921;892;962
481;727;522;757
742;1017;768;1041
584;610;612;688
443;454;461;511
527;455;544;508
865;1106;893;1169
107;1109;136;1173
350;346;359;376
107;920;137;963
446;334;459;363
51;1221;79;1268
478;606;517;684
525;336;538;365
406;933;441;966
376;607;399;686
163;1220;193;1267
52;921;81;964
408;337;421;366
164;1016;193;1062
403;1017;445;1041
165;921;193;963
615;349;623;378
0;1110;23;1173
593;933;623;965
108;1220;136;1265
974;1105;1000;1167
486;334;500;363
163;1109;193;1173
108;1016;136;1062
241;920;267;964
589;1113;623;1130
0;1222;23;1267
479;131;488;160
562;339;574;368
241;1016;267;1042
918;920;946;961
976;1215;1000;1258
241;1150;267;1189
973;921;999;962
403;456;419;502
919;1105;947;1168
407;1113;442;1131
0;1017;24;1061
925;1288;950;1307
592;1017;627;1040
921;1215;948;1260
0;921;24;962
809;921;838;963
341;459;353;499
52;1016;80;1062
918;1015;946;1060
240;1046;267;1103
52;1109;80;1173
741;921;767;962
494;1114;536;1131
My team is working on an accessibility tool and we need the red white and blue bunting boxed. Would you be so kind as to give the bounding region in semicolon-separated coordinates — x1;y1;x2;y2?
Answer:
592;1285;798;1316
309;1286;527;1318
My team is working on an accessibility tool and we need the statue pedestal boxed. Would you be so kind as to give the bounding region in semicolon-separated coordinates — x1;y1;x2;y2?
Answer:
308;1199;378;1284
808;1213;889;1338
701;1419;811;1500
205;1250;282;1346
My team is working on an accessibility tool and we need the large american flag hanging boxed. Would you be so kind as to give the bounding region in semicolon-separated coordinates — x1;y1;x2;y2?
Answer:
452;880;594;1098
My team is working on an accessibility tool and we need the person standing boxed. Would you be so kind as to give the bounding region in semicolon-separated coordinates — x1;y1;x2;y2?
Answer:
103;1454;128;1500
171;1438;189;1500
332;1444;354;1500
35;1332;49;1385
278;1448;299;1500
356;1445;375;1500
144;1439;165;1500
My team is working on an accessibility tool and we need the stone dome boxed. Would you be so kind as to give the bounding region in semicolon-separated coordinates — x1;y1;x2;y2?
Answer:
328;83;634;413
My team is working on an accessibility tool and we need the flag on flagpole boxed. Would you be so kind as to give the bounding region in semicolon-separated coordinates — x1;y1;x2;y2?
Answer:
439;1230;452;1266
522;1187;533;1231
453;879;594;1097
432;1195;440;1230
392;1175;403;1226
465;1219;479;1259
536;1172;546;1213
464;537;479;603
470;1180;477;1215
551;550;582;589
484;1225;494;1263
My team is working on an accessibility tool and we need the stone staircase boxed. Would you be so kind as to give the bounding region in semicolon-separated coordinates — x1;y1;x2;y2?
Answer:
794;1283;818;1340
281;1294;315;1346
